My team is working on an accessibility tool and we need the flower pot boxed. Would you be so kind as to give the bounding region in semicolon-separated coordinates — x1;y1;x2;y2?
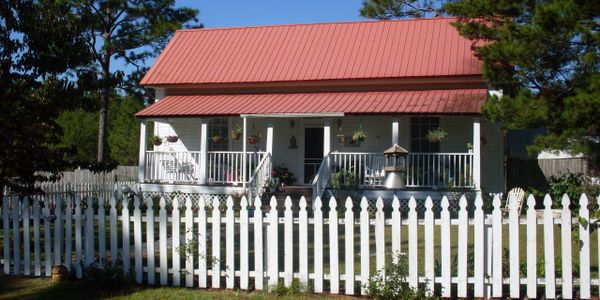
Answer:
248;136;259;144
230;132;241;140
166;136;179;143
152;140;162;146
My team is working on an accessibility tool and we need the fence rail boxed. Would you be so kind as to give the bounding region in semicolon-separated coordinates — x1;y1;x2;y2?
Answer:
2;191;600;298
330;152;473;188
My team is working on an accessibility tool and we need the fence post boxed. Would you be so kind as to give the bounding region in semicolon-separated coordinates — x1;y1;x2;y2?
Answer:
12;196;20;275
457;195;468;297
133;195;142;284
543;194;556;298
239;196;249;290
23;197;30;276
491;194;502;298
146;196;155;285
253;196;264;290
314;196;324;293
98;196;106;264
172;196;181;286
579;194;591;299
109;194;117;265
561;194;573;299
159;197;168;286
211;196;220;288
509;192;520;298
268;196;279;289
440;196;451;298
424;197;434;295
2;196;9;275
329;197;339;294
473;194;484;297
74;194;82;278
284;196;294;286
225;196;234;289
185;197;194;288
54;195;62;266
34;196;41;276
526;195;537;298
359;197;369;295
299;197;308;287
408;197;418;288
344;197;354;295
375;197;385;276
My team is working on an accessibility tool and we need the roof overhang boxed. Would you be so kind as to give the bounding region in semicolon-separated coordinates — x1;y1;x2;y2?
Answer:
240;112;344;118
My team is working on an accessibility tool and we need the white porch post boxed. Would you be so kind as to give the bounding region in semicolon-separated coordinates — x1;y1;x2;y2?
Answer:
473;117;481;194
266;121;273;155
391;118;399;145
138;119;147;183
323;119;331;157
242;117;248;189
199;120;208;184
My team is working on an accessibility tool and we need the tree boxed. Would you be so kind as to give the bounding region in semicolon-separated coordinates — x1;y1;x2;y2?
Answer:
0;1;92;193
360;0;442;19
108;95;144;165
361;0;600;172
74;0;198;164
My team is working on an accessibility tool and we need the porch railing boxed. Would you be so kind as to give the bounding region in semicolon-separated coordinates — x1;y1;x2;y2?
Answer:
144;151;265;184
247;153;272;200
330;152;473;188
311;154;331;199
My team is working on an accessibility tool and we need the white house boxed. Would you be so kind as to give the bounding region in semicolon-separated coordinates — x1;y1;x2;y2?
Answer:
135;17;504;199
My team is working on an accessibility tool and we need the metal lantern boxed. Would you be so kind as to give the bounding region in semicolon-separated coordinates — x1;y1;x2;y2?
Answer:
383;144;408;189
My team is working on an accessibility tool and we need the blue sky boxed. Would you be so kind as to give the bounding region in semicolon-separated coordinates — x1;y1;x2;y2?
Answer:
116;0;366;73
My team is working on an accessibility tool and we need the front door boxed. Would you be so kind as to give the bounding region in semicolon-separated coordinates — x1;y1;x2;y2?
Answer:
304;128;324;183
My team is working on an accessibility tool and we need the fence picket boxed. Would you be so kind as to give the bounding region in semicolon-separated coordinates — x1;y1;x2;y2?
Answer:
133;195;142;284
299;197;308;287
211;196;220;288
185;197;194;288
329;197;340;294
44;195;53;276
457;195;468;297
359;197;369;295
239;196;249;290
408;197;418;288
424;197;434;294
509;192;520;298
225;196;234;289
440;196;451;298
121;195;131;275
2;196;9;275
98;196;106;264
254;197;264;290
54;195;62;266
159;197;168;286
473;194;484;297
109;195;117;265
543;194;556;298
284;196;293;286
170;197;180;286
146;196;155;285
375;197;384;275
344;197;354;295
268;196;279;289
579;194;591;299
22;197;30;276
491;194;502;297
12;196;20;275
85;196;95;267
391;196;401;256
561;194;573;299
314;196;324;293
33;196;41;276
526;195;537;298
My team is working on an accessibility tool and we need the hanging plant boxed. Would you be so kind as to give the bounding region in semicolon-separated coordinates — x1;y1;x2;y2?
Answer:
230;125;242;140
248;134;261;145
426;128;447;143
288;135;298;149
352;127;367;143
151;136;163;146
166;135;179;143
212;135;226;144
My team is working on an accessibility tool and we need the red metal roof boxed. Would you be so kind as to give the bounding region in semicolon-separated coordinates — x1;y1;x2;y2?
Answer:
135;89;488;117
141;18;482;86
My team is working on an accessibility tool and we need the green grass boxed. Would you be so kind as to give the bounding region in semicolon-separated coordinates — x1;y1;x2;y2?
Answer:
0;276;357;300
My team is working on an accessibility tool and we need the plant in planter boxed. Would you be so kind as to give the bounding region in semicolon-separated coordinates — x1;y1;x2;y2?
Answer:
212;135;226;144
271;164;296;186
352;127;367;144
151;136;163;146
426;128;447;143
166;135;179;143
230;125;242;140
248;134;261;145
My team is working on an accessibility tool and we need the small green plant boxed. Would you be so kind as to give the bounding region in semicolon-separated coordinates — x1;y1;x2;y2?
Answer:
271;278;305;296
330;169;358;189
426;128;447;143
230;125;242;140
365;252;434;300
150;135;162;146
212;135;226;143
83;258;135;290
352;127;367;143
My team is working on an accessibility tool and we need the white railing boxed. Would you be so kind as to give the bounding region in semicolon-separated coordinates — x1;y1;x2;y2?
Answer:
207;151;265;184
247;153;272;200
145;151;265;184
3;191;600;298
145;151;200;183
311;154;331;199
330;152;473;188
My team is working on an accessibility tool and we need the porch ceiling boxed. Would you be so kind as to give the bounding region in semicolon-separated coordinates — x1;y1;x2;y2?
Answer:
135;89;487;118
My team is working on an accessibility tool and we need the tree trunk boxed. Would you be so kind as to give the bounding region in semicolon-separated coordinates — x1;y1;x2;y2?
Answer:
97;51;110;163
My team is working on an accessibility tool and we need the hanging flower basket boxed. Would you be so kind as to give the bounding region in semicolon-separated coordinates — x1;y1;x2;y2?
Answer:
212;135;226;144
166;135;179;143
151;136;162;146
248;135;260;144
352;128;367;143
426;128;447;143
230;125;242;140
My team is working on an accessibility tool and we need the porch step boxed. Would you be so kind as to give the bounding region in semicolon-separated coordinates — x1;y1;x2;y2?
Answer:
273;186;313;210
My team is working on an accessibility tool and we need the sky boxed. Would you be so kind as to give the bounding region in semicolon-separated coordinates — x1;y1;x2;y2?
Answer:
114;0;366;73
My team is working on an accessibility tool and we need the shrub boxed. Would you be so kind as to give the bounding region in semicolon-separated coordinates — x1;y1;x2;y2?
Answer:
83;258;135;290
271;164;296;185
272;278;305;296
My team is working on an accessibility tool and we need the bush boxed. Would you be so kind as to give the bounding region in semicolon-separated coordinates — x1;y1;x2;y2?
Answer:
365;252;435;300
330;169;358;189
83;258;135;290
272;278;305;296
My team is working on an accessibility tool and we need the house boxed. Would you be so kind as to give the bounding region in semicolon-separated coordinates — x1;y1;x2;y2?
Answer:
135;17;504;200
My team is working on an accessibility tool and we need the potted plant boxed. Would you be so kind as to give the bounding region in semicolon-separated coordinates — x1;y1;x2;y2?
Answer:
352;127;367;143
166;135;179;143
212;135;226;143
151;136;162;146
426;128;447;143
248;134;261;145
230;125;242;140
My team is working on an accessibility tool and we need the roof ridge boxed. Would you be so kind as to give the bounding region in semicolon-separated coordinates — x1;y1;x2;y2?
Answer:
177;17;458;33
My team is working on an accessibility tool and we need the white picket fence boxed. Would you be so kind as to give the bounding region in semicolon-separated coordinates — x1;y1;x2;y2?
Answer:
1;192;600;298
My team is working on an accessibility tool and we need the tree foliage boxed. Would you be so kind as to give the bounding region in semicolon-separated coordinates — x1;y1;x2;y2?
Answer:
74;0;198;163
361;0;600;171
0;0;93;193
360;0;442;19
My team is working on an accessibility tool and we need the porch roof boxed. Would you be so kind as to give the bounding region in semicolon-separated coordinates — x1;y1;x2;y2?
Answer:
135;89;487;118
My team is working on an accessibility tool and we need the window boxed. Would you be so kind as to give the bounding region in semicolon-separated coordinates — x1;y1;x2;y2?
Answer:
410;117;440;152
208;118;228;151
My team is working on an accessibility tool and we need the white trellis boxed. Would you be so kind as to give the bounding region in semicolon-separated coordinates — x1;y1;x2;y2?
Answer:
2;191;600;298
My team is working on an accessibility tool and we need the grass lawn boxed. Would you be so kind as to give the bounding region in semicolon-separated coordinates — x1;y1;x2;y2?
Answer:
0;275;358;300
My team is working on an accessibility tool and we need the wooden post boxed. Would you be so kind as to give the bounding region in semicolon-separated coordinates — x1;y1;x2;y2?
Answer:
199;120;208;184
242;117;248;189
473;117;481;194
266;121;273;155
323;118;331;157
392;118;399;145
138;119;147;183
